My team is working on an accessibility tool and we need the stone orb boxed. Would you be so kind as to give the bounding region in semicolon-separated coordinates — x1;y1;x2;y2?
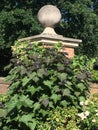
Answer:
37;5;61;28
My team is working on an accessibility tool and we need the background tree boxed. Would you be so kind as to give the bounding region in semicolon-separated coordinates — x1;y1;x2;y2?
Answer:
0;0;98;76
0;0;43;76
56;0;98;57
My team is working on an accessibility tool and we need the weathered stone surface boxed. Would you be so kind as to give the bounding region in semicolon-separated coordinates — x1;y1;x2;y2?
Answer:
19;34;82;48
37;5;61;28
18;4;82;58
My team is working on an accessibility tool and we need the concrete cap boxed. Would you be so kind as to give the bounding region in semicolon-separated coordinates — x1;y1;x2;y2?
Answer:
18;5;82;49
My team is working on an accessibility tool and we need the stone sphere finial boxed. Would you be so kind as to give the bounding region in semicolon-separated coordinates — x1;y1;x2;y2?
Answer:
37;5;61;28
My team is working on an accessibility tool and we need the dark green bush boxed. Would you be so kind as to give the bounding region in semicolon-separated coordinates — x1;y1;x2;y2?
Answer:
0;41;91;130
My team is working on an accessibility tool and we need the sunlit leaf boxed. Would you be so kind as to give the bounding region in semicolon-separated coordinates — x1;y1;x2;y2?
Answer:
50;94;61;104
63;88;71;96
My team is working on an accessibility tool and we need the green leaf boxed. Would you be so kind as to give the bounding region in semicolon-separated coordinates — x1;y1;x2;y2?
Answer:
0;109;7;117
28;121;37;130
37;68;46;78
50;94;61;104
57;63;64;71
43;80;53;88
6;94;19;112
29;72;37;79
60;100;68;107
20;66;27;75
37;69;43;78
66;81;72;86
33;102;41;112
63;88;71;96
19;95;33;108
44;56;51;65
66;81;73;90
19;114;32;126
74;91;81;96
10;81;20;89
39;109;48;117
22;77;30;86
27;86;42;95
79;96;86;102
77;83;85;91
58;73;67;82
33;76;39;82
49;101;54;108
54;85;61;93
28;72;39;82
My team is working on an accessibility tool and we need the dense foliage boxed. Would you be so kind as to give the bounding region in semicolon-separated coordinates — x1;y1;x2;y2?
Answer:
0;41;91;130
58;0;98;57
0;0;98;75
37;96;98;130
0;0;42;75
0;94;98;130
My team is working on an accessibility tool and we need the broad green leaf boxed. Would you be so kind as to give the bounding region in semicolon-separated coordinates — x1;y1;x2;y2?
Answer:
57;63;64;71
27;86;42;95
20;66;27;75
58;73;67;82
37;69;43;78
0;109;7;117
37;68;46;78
60;100;68;107
22;77;30;86
54;85;61;93
29;72;37;79
33;76;39;82
45;56;51;65
19;114;32;126
74;91;81;96
79;96;86;102
33;102;41;112
10;81;20;89
6;94;19;112
39;109;48;117
28;72;39;82
50;94;61;104
77;83;85;91
66;81;72;86
43;80;53;88
63;88;71;96
28;121;37;130
49;101;54;108
19;95;33;108
66;81;73;91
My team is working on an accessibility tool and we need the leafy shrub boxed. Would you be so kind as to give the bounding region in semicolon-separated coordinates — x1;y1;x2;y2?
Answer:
93;93;98;98
72;56;98;83
92;70;98;83
0;41;91;130
78;97;98;130
91;57;98;83
38;96;98;130
72;55;92;71
0;95;7;127
0;94;8;104
37;106;80;130
0;94;8;110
